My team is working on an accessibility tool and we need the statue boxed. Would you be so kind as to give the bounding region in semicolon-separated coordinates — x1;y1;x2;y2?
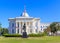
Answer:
22;23;28;38
23;23;26;32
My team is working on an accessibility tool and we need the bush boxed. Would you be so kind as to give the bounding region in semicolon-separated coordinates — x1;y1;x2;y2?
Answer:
3;34;22;37
3;32;47;37
28;33;47;37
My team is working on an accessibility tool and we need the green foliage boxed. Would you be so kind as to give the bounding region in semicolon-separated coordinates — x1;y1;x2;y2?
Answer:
50;22;59;33
0;22;9;35
0;22;2;28
3;32;47;37
28;33;47;37
0;28;8;35
2;28;9;34
3;34;22;37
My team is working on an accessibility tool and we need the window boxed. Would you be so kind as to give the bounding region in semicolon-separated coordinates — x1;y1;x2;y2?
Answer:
12;29;14;33
18;29;19;33
12;23;14;27
27;22;29;25
30;29;32;33
35;22;38;28
17;22;19;27
41;28;42;31
21;22;22;27
36;29;38;33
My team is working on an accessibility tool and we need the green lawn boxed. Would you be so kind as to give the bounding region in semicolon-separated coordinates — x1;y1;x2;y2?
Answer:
0;36;60;43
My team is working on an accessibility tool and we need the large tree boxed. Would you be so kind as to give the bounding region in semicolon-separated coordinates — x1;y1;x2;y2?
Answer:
50;22;60;33
0;22;9;35
2;28;9;34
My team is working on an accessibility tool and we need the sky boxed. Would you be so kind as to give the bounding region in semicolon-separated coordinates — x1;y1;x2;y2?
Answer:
0;0;60;28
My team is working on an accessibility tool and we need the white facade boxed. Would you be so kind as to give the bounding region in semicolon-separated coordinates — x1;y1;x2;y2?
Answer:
8;9;41;35
40;23;50;32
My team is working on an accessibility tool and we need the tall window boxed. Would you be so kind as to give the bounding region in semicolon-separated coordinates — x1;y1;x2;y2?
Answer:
18;29;19;33
41;26;42;31
17;22;19;33
21;22;22;27
27;22;29;25
17;22;19;28
36;29;38;33
12;23;14;28
35;22;38;28
30;29;32;33
12;29;14;33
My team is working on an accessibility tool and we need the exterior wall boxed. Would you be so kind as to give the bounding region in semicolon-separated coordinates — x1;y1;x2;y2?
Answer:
40;23;50;32
31;19;40;34
37;20;40;33
8;8;44;34
8;18;41;34
8;20;16;34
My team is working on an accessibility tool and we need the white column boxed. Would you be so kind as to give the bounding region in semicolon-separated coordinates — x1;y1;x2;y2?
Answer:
26;22;28;34
32;21;36;33
22;22;24;32
9;21;11;34
32;22;34;33
29;22;31;34
26;22;27;32
38;20;40;33
20;22;22;34
19;22;21;34
16;22;18;34
28;22;30;34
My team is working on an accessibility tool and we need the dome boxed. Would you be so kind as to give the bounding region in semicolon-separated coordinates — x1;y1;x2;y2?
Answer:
21;6;30;17
22;12;29;17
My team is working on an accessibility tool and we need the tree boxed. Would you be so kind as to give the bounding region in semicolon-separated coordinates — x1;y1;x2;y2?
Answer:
0;22;2;35
45;26;51;32
1;28;9;35
50;22;59;33
0;22;9;35
0;22;2;28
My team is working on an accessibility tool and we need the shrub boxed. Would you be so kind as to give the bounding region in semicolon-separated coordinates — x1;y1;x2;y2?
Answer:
28;33;47;37
3;34;22;37
3;32;47;37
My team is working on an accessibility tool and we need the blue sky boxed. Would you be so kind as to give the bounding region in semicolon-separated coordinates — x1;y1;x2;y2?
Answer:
0;0;60;28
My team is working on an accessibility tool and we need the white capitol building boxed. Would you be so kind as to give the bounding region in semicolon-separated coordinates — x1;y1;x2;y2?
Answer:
8;8;50;34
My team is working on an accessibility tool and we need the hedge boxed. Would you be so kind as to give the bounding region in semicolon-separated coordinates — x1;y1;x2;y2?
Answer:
3;33;47;37
28;33;47;37
3;34;22;37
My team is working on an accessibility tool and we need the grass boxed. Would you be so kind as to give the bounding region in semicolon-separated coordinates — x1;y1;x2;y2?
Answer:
0;36;60;43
